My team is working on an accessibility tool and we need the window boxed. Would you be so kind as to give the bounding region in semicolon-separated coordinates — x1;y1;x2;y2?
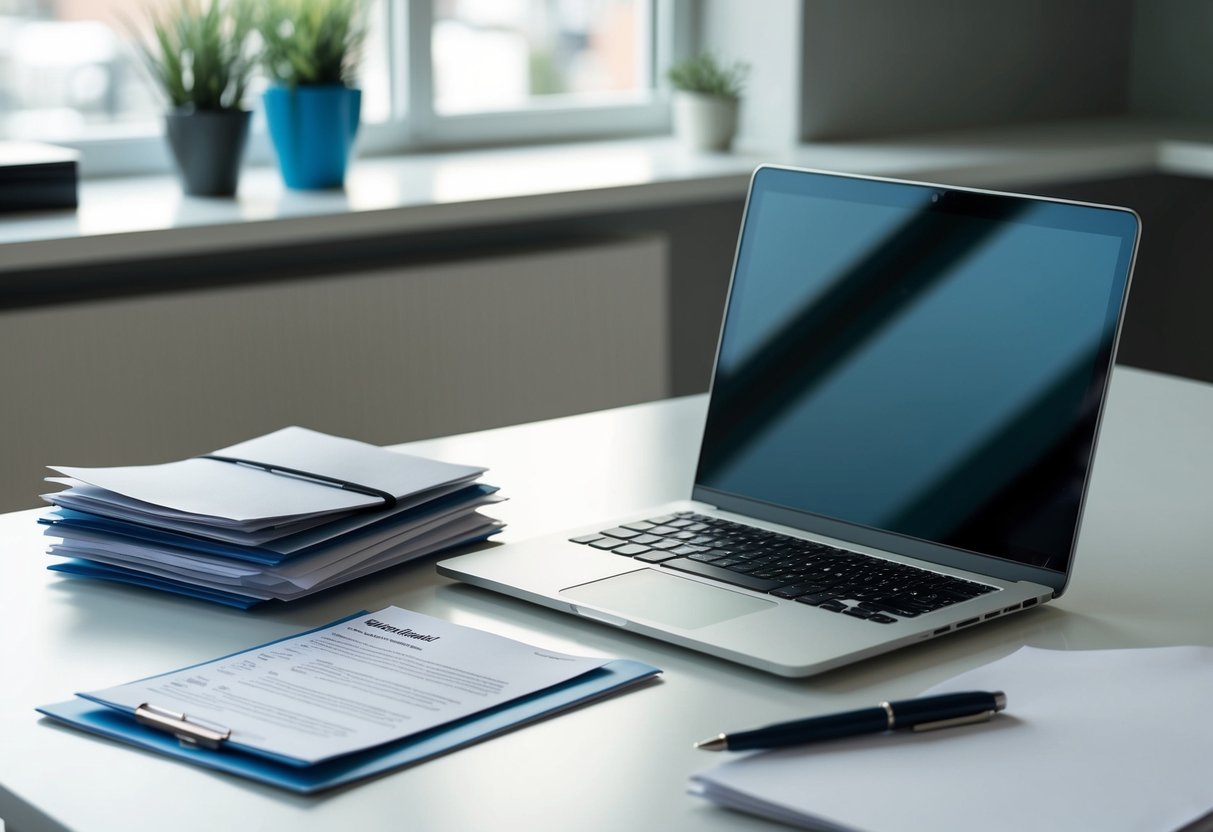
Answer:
0;2;159;141
0;0;678;176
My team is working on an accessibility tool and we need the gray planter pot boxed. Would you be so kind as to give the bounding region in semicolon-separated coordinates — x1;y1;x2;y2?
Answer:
165;108;252;197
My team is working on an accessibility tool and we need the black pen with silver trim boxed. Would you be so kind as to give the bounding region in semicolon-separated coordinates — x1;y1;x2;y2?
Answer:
694;690;1007;751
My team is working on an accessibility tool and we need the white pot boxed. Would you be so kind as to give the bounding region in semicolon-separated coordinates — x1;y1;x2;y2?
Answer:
672;91;740;152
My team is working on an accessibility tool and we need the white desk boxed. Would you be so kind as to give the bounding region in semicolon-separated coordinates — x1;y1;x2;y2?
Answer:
1;365;1210;832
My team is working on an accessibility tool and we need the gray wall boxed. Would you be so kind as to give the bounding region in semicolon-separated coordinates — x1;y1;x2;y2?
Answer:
0;196;749;513
1129;0;1213;119
798;0;1135;140
792;0;1213;140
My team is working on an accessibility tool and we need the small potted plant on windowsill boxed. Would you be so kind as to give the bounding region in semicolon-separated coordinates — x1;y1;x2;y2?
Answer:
132;0;256;197
667;52;750;152
257;0;368;190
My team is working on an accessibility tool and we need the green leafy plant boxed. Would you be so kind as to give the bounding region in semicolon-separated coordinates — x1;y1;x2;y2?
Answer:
257;0;368;87
666;52;750;100
131;0;256;111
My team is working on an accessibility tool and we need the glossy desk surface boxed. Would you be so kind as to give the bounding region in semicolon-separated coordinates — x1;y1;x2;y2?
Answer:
1;365;1211;832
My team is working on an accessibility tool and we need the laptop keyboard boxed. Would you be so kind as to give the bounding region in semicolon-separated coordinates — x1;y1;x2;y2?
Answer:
570;512;997;624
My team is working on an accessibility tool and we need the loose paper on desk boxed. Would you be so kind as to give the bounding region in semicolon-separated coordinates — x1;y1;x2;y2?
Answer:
690;645;1213;832
81;606;609;765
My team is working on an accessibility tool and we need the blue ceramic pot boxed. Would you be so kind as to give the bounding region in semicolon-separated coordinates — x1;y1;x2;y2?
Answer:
263;84;361;189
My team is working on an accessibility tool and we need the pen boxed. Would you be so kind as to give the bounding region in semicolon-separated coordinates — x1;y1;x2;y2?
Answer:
693;690;1006;751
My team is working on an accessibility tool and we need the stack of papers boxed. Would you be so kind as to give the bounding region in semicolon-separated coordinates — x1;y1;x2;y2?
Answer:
40;427;504;608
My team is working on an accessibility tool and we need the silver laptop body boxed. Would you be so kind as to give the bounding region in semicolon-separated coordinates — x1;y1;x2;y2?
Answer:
440;165;1140;677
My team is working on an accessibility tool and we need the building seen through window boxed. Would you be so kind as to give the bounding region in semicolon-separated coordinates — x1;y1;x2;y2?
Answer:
432;0;647;114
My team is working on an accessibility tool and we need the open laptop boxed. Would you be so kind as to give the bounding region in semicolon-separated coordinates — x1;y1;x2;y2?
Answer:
438;165;1140;677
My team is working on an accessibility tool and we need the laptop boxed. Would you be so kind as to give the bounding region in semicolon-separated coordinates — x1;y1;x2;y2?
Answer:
438;165;1140;677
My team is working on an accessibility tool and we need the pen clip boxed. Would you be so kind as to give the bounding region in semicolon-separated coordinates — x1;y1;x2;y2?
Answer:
135;703;231;750
911;709;996;732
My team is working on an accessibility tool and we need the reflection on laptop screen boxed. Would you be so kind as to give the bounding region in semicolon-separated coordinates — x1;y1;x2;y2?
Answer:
696;168;1137;573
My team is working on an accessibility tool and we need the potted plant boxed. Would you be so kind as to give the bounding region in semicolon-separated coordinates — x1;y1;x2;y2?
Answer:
257;0;368;189
132;0;256;196
667;52;750;152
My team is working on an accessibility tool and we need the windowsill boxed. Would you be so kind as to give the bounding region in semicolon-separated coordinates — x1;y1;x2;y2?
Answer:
0;137;762;273
3;116;1213;275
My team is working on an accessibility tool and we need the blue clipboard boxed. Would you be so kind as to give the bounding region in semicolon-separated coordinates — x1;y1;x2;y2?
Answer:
36;613;662;793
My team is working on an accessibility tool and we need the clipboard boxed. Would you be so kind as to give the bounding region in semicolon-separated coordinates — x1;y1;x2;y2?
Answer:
37;612;662;793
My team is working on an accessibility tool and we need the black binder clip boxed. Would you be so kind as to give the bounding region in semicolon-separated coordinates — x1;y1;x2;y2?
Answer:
199;454;399;510
135;703;231;750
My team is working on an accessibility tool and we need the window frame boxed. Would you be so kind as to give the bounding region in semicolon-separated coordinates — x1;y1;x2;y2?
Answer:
394;0;683;149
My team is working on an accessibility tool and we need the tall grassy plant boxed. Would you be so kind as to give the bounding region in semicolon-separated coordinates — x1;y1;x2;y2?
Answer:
132;0;256;111
258;0;368;87
667;53;750;100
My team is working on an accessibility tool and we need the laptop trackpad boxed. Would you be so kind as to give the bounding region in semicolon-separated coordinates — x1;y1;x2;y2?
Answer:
561;568;775;630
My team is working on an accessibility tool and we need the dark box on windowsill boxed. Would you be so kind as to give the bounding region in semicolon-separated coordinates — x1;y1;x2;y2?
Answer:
0;141;79;213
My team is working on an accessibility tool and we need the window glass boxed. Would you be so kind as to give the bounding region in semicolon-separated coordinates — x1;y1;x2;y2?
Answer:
0;0;159;140
358;0;392;123
0;0;392;143
431;0;649;115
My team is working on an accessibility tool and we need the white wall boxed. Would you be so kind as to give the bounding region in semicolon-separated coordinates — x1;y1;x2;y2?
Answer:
697;0;804;152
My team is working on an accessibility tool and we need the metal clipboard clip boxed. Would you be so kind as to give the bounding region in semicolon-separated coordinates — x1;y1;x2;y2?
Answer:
135;703;231;750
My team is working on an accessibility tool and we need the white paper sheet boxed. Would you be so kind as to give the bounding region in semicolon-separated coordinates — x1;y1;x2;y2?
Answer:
84;607;608;764
691;645;1213;832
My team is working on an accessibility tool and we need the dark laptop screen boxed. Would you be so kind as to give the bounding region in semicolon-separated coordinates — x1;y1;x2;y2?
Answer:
695;167;1138;573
